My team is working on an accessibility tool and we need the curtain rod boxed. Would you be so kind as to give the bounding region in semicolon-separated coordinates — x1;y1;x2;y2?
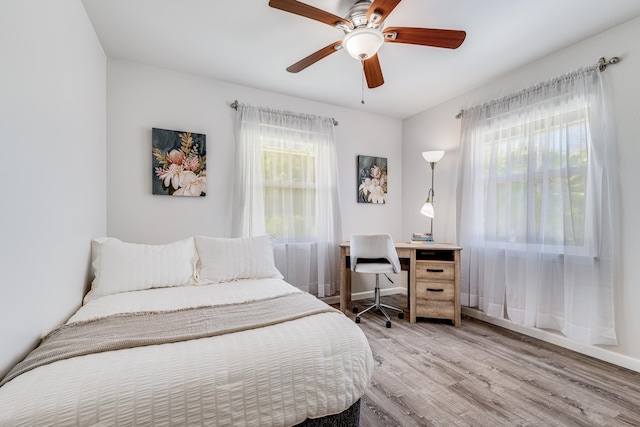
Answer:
455;56;620;119
230;100;339;126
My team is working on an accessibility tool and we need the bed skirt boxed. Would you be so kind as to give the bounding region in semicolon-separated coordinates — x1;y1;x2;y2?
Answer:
296;399;361;427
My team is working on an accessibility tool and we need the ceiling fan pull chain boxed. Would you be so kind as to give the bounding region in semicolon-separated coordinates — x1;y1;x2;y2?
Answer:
361;61;366;104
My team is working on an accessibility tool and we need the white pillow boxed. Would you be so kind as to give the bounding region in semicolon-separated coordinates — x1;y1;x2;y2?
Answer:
88;236;198;302
195;235;283;284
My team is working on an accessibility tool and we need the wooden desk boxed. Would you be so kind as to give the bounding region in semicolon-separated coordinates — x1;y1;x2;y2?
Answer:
339;242;462;326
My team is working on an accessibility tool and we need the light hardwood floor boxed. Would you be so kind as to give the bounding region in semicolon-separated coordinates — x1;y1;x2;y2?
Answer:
340;295;640;427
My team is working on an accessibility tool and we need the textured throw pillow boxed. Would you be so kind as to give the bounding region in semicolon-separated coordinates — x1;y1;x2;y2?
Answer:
89;236;198;300
195;235;283;284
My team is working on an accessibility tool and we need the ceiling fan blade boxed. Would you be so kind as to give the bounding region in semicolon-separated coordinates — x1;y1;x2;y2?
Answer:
363;54;384;88
383;27;466;49
367;0;402;25
269;0;351;28
286;41;342;73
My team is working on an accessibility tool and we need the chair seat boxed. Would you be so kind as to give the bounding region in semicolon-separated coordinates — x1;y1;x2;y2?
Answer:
350;233;403;328
354;263;396;274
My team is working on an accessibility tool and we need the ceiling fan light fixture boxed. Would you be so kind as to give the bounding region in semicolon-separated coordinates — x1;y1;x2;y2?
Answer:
342;27;384;60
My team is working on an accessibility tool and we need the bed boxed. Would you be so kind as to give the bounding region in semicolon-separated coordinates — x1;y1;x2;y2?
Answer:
0;235;373;426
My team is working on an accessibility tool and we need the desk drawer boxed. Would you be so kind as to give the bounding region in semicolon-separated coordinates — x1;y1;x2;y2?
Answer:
416;280;454;301
415;261;455;281
416;300;455;319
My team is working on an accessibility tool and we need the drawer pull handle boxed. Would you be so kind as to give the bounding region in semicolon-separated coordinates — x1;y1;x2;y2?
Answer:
426;268;444;273
427;288;444;292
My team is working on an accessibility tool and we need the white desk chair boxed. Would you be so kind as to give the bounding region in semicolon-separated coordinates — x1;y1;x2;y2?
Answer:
350;234;404;328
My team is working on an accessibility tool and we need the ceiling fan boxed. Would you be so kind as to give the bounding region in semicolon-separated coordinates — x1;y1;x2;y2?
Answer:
268;0;466;89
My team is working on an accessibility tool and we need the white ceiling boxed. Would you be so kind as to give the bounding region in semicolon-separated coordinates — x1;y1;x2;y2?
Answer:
81;0;640;119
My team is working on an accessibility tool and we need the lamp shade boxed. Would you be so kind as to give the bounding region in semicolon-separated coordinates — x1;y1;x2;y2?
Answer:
342;27;384;60
420;202;434;218
422;150;445;163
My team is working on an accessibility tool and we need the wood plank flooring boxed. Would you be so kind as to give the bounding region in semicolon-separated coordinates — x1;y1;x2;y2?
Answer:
338;295;640;427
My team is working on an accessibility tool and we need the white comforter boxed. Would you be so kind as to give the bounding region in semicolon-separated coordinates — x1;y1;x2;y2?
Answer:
0;279;373;426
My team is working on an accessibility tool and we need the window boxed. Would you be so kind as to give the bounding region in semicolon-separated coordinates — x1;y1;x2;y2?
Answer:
480;107;590;249
262;139;316;240
233;104;343;297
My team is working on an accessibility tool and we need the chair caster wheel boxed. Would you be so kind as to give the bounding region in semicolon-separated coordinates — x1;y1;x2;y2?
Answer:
386;321;391;328
355;317;361;324
398;312;404;319
352;306;359;314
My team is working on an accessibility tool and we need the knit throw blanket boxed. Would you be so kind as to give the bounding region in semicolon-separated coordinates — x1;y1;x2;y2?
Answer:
0;292;338;387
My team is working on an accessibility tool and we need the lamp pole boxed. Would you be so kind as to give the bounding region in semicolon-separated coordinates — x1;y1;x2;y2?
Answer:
420;150;444;243
428;161;436;235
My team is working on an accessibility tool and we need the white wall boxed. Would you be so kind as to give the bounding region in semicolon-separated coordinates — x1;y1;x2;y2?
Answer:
0;0;107;377
106;59;404;293
402;16;640;370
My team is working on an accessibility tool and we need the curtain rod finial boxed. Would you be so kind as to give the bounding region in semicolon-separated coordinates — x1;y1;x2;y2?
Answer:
598;56;620;71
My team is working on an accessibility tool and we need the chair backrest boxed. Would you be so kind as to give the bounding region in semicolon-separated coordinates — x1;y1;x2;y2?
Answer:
350;234;401;273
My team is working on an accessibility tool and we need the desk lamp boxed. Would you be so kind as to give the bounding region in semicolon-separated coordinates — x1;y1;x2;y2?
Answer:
420;150;445;243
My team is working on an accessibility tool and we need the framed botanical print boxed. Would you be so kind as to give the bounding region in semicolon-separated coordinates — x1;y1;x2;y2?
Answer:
152;128;206;196
357;155;387;204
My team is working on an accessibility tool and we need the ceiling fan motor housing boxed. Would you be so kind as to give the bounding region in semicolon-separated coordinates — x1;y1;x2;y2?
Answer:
344;0;381;30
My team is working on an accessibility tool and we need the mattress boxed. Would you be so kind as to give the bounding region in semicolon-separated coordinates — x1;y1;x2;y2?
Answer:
0;279;373;426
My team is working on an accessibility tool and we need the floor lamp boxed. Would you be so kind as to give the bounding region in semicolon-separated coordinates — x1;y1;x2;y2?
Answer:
420;150;445;243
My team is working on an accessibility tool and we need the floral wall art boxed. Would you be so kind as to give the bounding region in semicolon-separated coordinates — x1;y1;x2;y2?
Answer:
357;155;387;204
152;128;206;196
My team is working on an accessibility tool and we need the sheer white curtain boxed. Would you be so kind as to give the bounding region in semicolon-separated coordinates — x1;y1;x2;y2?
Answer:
457;66;619;345
232;103;343;297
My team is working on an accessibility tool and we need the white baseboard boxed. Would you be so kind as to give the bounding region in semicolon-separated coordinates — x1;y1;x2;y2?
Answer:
462;307;640;374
